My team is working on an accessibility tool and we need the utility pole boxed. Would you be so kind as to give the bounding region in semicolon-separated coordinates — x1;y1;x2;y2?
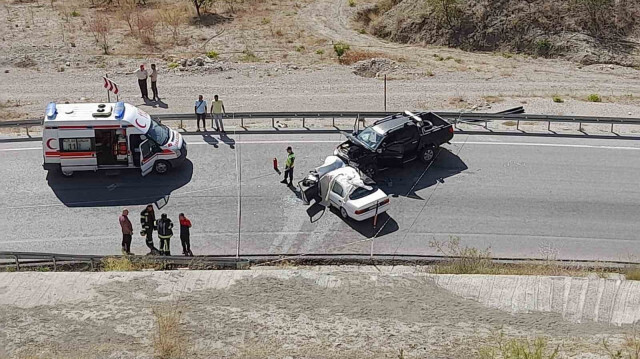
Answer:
235;131;242;259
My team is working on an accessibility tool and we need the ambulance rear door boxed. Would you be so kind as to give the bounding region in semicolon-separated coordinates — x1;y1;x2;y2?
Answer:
58;129;98;171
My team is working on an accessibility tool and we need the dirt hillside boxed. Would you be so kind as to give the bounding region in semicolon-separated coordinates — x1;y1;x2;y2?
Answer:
361;0;640;66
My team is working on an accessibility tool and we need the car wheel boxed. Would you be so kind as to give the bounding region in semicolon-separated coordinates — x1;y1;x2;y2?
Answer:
61;170;73;177
420;145;437;164
340;207;349;219
361;163;377;178
154;160;170;174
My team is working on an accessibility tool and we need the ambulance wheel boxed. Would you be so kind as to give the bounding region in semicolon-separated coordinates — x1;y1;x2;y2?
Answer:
154;160;170;174
340;207;349;219
61;170;74;177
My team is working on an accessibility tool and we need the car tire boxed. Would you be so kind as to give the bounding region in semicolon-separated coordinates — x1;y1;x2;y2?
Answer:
361;163;378;178
340;207;349;219
61;169;73;177
154;160;171;174
419;145;437;164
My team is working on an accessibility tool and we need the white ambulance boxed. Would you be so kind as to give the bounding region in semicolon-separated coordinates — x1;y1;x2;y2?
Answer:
42;101;187;177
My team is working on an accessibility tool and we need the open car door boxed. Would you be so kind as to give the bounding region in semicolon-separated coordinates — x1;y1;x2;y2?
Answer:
380;142;404;167
139;140;156;176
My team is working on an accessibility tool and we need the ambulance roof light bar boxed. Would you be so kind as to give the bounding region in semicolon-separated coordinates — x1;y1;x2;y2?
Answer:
114;101;125;120
45;102;57;120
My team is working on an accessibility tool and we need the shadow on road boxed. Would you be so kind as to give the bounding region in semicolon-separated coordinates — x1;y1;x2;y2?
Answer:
377;148;468;200
327;207;399;238
45;160;194;207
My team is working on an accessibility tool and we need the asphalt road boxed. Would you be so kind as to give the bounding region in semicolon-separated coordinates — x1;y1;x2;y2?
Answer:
0;132;639;261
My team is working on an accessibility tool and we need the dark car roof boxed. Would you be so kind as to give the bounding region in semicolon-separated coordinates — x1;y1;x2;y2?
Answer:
371;116;412;134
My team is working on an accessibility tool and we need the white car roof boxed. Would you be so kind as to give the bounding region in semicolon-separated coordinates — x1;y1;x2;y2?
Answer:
43;102;151;132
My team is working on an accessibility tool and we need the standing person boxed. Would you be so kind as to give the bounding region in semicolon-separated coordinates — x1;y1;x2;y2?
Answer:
179;213;193;256
156;213;174;256
280;146;295;186
195;95;207;132
140;204;159;255
133;64;149;100
119;209;134;255
210;95;226;132
150;63;159;101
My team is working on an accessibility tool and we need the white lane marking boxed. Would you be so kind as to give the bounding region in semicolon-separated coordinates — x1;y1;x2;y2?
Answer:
454;141;640;151
2;140;640;152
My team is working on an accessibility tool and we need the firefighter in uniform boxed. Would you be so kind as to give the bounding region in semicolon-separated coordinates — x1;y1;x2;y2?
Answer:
156;213;174;256
140;205;159;255
280;146;295;186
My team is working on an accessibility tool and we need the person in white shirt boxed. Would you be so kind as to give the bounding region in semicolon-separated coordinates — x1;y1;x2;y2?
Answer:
194;95;207;132
133;64;149;99
150;63;158;101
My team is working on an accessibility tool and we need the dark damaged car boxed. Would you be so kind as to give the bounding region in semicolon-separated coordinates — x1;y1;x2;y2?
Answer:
334;111;454;177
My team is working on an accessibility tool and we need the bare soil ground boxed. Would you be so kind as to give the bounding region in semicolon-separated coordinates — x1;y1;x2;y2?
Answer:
1;0;640;124
0;268;634;359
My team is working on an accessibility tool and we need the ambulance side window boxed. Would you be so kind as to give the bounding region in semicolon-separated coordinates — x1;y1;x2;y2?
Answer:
60;138;94;152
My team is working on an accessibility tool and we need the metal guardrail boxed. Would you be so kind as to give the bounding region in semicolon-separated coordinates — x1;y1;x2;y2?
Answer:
3;110;640;133
0;251;249;271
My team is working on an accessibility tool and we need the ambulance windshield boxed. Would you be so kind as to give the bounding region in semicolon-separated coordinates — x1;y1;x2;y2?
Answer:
146;119;170;145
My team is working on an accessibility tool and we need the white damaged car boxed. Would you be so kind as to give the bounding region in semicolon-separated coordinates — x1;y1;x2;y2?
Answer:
299;156;390;221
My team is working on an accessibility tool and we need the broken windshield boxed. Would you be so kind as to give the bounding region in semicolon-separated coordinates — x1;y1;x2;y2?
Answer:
355;127;383;150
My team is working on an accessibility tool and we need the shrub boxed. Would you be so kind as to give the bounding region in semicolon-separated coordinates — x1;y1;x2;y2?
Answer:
240;49;260;62
159;5;188;42
168;62;179;69
70;10;80;17
206;50;219;59
501;52;513;59
348;0;356;7
587;93;602;102
88;17;111;54
333;41;350;60
478;333;560;359
316;49;324;55
552;95;564;103
433;53;444;61
535;38;553;57
624;266;640;281
261;17;271;25
358;28;366;34
153;307;188;359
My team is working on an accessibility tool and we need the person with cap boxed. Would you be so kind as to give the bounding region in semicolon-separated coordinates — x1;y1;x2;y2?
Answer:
119;209;134;255
280;146;295;186
156;213;174;256
140;204;159;255
179;213;193;256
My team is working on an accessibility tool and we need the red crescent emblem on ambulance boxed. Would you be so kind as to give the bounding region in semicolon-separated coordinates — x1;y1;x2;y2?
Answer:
135;119;147;128
46;138;56;150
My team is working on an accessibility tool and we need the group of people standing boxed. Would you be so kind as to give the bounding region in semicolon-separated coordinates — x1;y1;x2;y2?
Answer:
133;64;159;101
195;94;226;132
118;206;193;257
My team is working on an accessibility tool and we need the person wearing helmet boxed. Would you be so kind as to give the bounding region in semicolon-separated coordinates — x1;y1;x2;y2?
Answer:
156;213;174;256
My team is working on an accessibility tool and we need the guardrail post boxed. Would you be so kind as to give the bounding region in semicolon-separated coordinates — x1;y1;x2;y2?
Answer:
484;120;488;129
302;117;305;128
90;258;95;271
14;255;19;271
332;117;335;127
272;117;275;128
180;119;183;129
516;120;520;131
547;121;551;132
611;123;614;133
25;126;30;137
52;257;57;271
579;122;583;132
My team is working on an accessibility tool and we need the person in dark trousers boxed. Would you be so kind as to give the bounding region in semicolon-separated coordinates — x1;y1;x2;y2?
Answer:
140;204;159;255
280;146;295;186
119;209;134;255
133;64;149;100
156;213;174;256
195;95;207;132
150;63;158;101
179;213;193;256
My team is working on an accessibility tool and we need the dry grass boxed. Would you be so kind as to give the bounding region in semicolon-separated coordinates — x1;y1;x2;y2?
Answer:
339;49;385;65
101;256;163;271
478;332;560;359
153;306;188;359
428;237;607;277
0;99;25;121
624;267;640;281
